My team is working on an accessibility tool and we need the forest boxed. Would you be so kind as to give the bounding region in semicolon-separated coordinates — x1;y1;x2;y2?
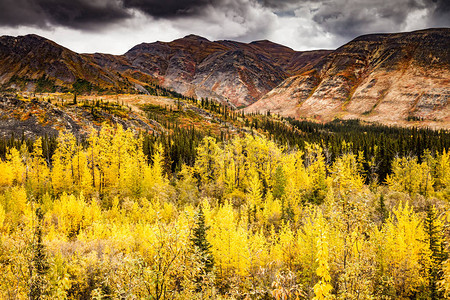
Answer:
0;121;449;299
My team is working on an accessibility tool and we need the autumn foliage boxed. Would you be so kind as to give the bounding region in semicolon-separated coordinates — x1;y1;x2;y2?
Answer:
0;125;449;299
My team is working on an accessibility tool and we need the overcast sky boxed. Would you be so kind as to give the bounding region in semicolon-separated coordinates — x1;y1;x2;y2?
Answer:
0;0;449;54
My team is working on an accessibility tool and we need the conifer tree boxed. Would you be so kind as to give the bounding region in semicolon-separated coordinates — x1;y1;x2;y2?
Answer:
422;205;447;299
29;207;48;300
190;207;214;291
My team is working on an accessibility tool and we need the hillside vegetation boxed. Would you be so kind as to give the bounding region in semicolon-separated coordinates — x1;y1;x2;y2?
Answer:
0;119;449;299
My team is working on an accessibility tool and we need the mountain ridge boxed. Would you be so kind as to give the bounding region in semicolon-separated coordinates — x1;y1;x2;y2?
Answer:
1;33;331;107
246;28;450;126
0;28;448;127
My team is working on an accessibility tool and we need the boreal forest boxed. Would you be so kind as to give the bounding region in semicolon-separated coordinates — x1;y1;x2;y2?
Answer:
0;92;449;300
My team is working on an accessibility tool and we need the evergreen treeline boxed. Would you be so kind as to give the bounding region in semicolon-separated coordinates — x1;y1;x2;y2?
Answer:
2;116;449;184
254;117;450;182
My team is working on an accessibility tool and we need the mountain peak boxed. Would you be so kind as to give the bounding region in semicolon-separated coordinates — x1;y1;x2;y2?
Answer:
181;34;210;42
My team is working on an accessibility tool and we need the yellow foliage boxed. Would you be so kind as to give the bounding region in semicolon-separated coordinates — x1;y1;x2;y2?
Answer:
283;151;310;203
330;153;365;195
312;211;333;300
51;193;102;238
386;155;434;197
209;201;249;277
375;202;427;296
0;128;449;298
0;202;5;231
0;186;31;230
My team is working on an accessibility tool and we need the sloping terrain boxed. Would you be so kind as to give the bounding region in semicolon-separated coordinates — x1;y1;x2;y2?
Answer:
0;34;135;92
246;28;450;127
1;29;448;127
0;34;330;108
118;35;329;107
0;92;247;139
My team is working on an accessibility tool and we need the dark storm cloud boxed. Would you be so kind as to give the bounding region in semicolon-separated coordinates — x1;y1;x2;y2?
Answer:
309;0;430;38
0;0;46;27
258;0;450;38
429;0;450;27
0;0;131;29
0;0;449;39
121;0;218;17
0;0;225;29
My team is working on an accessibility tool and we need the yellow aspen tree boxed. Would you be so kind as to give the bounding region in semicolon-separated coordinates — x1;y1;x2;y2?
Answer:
327;192;376;299
313;211;333;300
29;137;50;197
277;222;297;270
87;129;101;193
143;143;170;201
96;124;116;195
19;142;31;182
257;137;283;194
0;186;31;231
194;136;223;188
243;135;282;195
296;208;326;291
223;150;237;195
208;201;249;279
260;195;282;229
52;131;77;194
419;150;435;198
0;156;13;186
176;164;199;206
434;149;450;199
8;147;26;185
247;168;263;208
227;136;247;191
305;143;327;203
375;202;427;298
386;156;422;196
126;134;146;198
111;125;127;190
330;153;365;196
0;147;26;186
112;126;145;196
247;229;269;271
283;151;310;205
72;143;92;195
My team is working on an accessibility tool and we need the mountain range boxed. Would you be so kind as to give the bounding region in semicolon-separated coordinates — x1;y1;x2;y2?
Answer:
0;28;449;126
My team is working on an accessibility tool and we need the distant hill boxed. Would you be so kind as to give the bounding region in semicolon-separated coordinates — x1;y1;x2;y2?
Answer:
0;34;135;93
0;34;330;107
1;29;449;127
246;28;450;127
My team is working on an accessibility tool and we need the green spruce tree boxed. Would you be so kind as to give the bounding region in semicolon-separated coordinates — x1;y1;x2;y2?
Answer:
29;207;48;300
190;207;214;290
422;205;447;300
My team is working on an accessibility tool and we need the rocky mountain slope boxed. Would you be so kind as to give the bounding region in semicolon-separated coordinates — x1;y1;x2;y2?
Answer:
1;29;448;127
246;28;450;126
0;34;330;108
97;35;332;107
0;34;135;92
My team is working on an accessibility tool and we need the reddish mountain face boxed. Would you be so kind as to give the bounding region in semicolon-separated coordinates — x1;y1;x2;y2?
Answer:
0;33;329;107
246;28;450;127
122;35;330;107
0;34;130;90
1;29;448;126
